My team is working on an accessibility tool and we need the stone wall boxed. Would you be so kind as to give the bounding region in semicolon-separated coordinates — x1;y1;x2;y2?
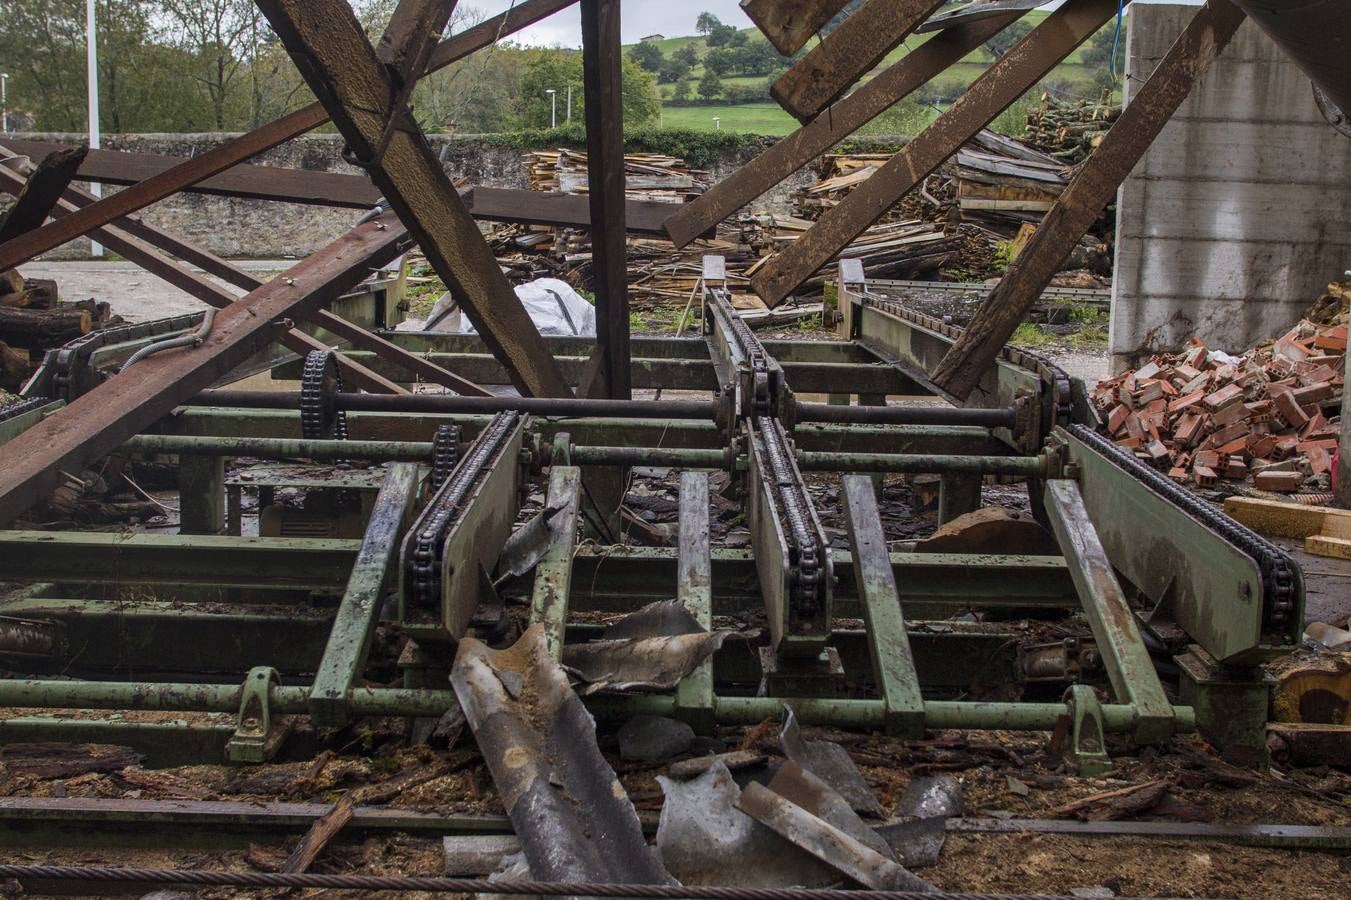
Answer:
7;131;867;260
1109;4;1351;371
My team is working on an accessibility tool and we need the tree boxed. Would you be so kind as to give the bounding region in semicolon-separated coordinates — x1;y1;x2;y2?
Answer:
659;57;692;84
703;48;734;77
628;41;664;74
695;13;721;35
675;44;699;68
159;0;262;129
983;20;1033;60
698;68;722;101
705;23;742;48
517;51;661;128
1081;23;1127;73
672;79;692;103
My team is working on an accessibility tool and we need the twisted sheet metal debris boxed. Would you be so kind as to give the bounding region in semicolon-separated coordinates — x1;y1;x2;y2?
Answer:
780;707;885;817
563;600;729;695
451;623;673;886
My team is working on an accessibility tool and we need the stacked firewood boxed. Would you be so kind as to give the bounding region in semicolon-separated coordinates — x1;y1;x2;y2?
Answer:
525;149;707;202
1093;311;1347;494
0;270;113;391
1024;92;1121;163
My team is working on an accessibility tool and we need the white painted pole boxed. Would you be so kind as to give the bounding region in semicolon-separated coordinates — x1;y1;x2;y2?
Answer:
566;84;572;123
547;88;556;128
87;0;103;257
1;74;8;133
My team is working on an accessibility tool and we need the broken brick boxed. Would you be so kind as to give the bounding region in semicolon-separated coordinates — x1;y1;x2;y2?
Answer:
1254;470;1303;492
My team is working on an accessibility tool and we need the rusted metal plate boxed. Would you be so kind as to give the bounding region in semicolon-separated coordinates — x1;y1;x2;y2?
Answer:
0;211;406;526
664;11;1023;248
562;599;728;694
751;0;1124;306
0;0;577;273
451;624;673;885
770;0;946;123
259;0;571;398
931;0;1245;400
741;0;852;55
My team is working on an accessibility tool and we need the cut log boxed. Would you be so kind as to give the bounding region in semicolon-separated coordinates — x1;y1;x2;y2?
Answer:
0;269;23;294
19;277;58;309
0;340;30;390
0;305;91;348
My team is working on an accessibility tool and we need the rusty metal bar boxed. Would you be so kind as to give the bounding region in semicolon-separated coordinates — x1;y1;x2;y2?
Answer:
0;145;87;245
664;10;1026;249
0;211;407;526
750;0;1125;306
770;0;946;123
0;0;577;273
191;389;717;420
932;0;1245;400
258;0;571;398
0;153;408;395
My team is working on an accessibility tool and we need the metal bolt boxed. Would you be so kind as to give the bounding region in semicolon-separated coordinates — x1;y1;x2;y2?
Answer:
285;278;295;286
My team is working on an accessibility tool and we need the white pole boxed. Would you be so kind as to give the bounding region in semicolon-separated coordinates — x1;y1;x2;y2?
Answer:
566;84;572;123
1;74;8;134
547;89;556;128
86;0;103;257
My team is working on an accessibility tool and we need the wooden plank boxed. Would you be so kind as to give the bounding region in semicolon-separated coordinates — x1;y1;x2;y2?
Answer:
258;0;571;399
0;145;88;245
674;471;714;730
751;0;1122;306
0;154;409;396
1222;496;1348;540
581;0;630;399
1306;534;1351;560
0;213;408;526
0;0;578;273
741;0;852;55
932;0;1244;400
770;0;946;123
664;12;1024;248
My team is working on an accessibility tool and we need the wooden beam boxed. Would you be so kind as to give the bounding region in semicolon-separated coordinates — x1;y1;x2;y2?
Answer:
0;145;88;245
0;0;578;273
770;0;946;123
0;213;407;526
0;140;677;233
741;0;851;55
581;0;629;399
932;0;1244;400
751;0;1123;306
664;12;1025;248
258;0;570;398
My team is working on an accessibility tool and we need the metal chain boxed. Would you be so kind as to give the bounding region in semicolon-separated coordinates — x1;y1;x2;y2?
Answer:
407;411;521;611
0;395;52;424
299;349;348;441
430;423;462;491
1067;424;1297;631
34;311;205;401
0;864;1089;900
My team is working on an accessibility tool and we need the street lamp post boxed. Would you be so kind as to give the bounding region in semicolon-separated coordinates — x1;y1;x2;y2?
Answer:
1;74;8;134
546;89;557;129
565;84;572;124
87;0;104;257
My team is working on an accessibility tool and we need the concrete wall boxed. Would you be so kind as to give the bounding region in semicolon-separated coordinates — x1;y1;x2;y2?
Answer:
1109;3;1351;371
4;131;844;260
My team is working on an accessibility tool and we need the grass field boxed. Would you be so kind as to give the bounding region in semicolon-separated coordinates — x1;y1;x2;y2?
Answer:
630;13;1118;135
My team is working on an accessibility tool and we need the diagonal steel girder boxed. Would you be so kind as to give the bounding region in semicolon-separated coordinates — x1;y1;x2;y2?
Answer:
0;211;408;526
932;0;1247;400
750;0;1128;307
0;0;577;274
258;0;570;398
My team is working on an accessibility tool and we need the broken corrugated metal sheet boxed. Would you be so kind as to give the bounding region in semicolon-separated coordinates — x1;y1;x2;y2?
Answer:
735;781;937;892
876;775;964;868
764;761;893;859
495;499;572;583
780;706;884;817
450;623;673;886
563;599;728;694
655;760;839;888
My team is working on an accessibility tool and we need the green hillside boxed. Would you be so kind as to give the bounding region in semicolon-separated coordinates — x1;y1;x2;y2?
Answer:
623;12;1120;136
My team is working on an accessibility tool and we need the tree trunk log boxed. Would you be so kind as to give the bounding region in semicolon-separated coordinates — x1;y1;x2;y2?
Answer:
0;306;91;348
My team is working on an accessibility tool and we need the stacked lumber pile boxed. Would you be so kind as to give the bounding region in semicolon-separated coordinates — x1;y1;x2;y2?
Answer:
1093;311;1347;494
1024;92;1121;163
525;149;706;202
0;269;113;391
743;217;962;293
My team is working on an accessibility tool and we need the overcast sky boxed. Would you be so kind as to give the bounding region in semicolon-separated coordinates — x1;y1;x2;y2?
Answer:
463;1;764;48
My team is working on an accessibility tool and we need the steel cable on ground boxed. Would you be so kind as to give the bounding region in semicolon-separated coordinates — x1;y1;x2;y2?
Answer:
0;865;1147;900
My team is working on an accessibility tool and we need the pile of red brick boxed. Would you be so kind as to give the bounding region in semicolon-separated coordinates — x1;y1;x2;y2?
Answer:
1093;317;1346;493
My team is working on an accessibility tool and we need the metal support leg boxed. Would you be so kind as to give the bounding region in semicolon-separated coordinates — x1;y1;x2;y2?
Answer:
675;471;715;733
531;465;582;659
1044;478;1175;745
841;475;925;737
938;472;981;524
1177;647;1273;768
309;463;420;728
178;454;224;535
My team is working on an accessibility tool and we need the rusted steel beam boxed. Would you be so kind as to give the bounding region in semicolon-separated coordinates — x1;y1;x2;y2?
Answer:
0;140;676;233
0;212;406;526
741;0;852;55
0;0;577;273
0;145;88;246
933;0;1245;400
581;0;629;399
664;11;1025;249
259;0;570;398
751;0;1124;306
770;0;946;123
0;151;405;394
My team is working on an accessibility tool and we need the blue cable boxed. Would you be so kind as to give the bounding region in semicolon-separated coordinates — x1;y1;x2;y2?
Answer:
1109;0;1125;79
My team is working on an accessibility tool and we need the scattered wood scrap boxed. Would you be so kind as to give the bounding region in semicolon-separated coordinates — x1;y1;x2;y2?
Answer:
1048;779;1171;821
0;742;141;778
